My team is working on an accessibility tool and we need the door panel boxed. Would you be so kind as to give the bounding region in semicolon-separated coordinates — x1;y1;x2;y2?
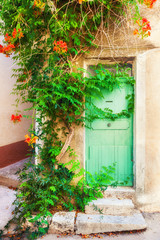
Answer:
85;84;133;186
92;119;130;130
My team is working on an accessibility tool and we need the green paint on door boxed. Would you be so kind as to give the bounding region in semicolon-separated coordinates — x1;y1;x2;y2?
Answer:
85;74;133;186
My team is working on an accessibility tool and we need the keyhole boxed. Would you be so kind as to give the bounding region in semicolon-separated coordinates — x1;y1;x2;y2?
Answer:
107;123;111;127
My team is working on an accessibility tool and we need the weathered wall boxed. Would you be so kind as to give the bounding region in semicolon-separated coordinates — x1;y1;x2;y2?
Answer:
135;49;160;212
145;50;160;194
0;52;31;147
0;35;32;167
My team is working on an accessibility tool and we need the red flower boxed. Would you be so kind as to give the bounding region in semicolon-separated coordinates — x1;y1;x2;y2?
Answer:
143;0;157;8
142;18;148;23
0;28;24;57
18;29;24;39
146;23;151;30
12;28;17;39
3;44;15;56
0;44;4;53
11;114;22;123
5;33;11;43
134;18;151;38
25;134;38;148
12;28;24;39
53;40;68;54
25;134;31;144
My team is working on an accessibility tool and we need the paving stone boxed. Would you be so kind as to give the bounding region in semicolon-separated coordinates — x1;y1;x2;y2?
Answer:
49;212;75;234
0;186;16;233
76;213;147;234
85;198;136;216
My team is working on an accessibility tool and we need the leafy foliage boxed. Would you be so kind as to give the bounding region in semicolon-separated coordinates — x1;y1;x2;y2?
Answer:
0;0;138;239
85;64;135;122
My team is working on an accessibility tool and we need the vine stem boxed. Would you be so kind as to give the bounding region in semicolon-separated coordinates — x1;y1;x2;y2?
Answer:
56;126;74;161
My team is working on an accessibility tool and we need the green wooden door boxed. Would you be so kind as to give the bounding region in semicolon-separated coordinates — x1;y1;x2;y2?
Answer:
85;83;133;186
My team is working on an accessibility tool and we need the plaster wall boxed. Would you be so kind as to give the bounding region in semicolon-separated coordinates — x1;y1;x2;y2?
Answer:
0;46;32;147
136;49;160;212
145;50;160;193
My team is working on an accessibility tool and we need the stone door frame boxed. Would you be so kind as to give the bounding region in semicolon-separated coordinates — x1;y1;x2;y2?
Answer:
83;56;146;194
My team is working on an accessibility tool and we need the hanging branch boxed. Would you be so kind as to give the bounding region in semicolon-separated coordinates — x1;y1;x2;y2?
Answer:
56;125;74;161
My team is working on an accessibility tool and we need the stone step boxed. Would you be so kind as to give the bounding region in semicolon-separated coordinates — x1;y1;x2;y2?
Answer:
76;213;147;234
0;175;19;188
103;187;135;200
85;198;137;216
0;158;30;188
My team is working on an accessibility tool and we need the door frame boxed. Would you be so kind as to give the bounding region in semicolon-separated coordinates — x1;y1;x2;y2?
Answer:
83;56;146;194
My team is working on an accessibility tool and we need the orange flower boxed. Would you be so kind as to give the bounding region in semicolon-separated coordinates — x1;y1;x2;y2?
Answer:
3;44;15;56
18;29;24;39
33;0;45;9
25;134;31;144
133;29;138;35
12;28;17;39
53;40;68;54
78;0;84;3
134;18;151;38
25;134;38;148
136;20;140;26
0;28;24;57
143;0;156;8
12;28;24;39
4;33;11;43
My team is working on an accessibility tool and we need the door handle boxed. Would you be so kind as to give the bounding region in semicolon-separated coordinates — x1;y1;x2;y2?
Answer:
107;123;111;127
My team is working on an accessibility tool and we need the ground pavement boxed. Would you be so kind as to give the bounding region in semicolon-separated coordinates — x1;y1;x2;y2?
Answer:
0;159;160;240
37;213;160;240
0;184;160;240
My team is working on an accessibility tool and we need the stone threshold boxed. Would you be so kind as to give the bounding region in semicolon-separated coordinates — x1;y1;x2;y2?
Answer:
48;211;147;235
103;186;135;200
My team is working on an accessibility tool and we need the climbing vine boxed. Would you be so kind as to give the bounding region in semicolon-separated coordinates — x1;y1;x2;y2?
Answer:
0;0;156;239
85;64;135;122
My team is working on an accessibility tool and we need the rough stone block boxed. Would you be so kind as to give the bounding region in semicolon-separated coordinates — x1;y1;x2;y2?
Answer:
76;213;147;234
103;187;135;200
85;198;135;216
49;212;75;234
